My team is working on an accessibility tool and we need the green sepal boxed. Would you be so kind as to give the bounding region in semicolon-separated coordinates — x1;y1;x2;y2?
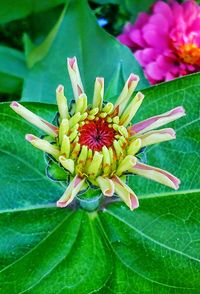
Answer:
45;154;69;182
136;146;147;164
76;187;103;212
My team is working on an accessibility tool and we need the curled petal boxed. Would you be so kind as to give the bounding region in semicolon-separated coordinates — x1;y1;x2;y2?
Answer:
129;106;185;135
61;135;70;158
97;176;114;197
112;176;139;210
127;138;141;155
67;57;84;100
87;151;103;178
102;102;114;114
116;155;137;176
57;175;85;207
93;77;104;110
138;128;176;147
130;162;180;190
77;145;88;173
113;140;123;159
102;146;111;176
69;112;82;129
115;73;140;115
76;93;87;113
56;85;69;120
25;134;60;160
120;92;144;126
71;143;81;159
10;102;58;137
59;119;69;144
59;156;74;174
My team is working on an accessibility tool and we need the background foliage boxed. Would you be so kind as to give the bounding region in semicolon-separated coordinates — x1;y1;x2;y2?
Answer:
0;0;200;293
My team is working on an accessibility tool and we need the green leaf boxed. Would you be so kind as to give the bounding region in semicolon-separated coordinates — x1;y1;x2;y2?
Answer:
21;0;148;104
46;160;69;182
129;73;200;196
0;0;66;24
121;0;155;19
0;46;27;94
0;102;62;210
0;72;200;292
23;5;68;68
90;0;155;19
99;194;200;293
0;209;111;293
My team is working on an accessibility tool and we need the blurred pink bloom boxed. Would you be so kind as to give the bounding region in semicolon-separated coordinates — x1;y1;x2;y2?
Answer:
118;0;200;84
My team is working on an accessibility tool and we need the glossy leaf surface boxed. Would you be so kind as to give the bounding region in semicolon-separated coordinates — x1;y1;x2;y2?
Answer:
21;0;148;104
0;73;199;292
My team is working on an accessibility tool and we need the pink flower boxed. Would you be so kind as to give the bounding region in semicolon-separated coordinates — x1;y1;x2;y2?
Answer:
118;0;200;84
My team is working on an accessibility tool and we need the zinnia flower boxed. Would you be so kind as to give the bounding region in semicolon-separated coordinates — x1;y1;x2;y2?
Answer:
10;57;185;210
118;0;200;84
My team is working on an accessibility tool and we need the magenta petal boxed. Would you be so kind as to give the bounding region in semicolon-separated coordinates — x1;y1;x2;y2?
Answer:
189;19;200;36
134;12;149;29
156;56;171;70
142;24;168;49
146;62;166;81
134;50;145;66
171;1;183;20
142;48;157;62
129;29;146;47
149;13;170;33
135;48;157;66
117;34;133;48
153;1;173;24
165;72;175;81
183;1;199;26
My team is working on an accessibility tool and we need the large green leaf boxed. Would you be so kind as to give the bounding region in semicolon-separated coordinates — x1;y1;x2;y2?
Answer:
129;73;200;196
0;72;199;292
0;46;27;94
21;0;148;104
0;0;66;24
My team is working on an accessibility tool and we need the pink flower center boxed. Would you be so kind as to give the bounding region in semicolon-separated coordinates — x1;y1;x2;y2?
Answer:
177;43;200;66
78;118;116;151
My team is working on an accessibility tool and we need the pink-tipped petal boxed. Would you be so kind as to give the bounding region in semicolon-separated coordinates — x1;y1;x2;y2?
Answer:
67;57;76;68
25;134;36;142
130;193;139;209
136;128;176;147
10;101;19;108
57;84;64;93
57;201;68;208
97;177;115;197
129;106;185;135
67;57;84;100
112;176;139;210
56;176;85;208
131;162;180;190
128;74;140;87
10;102;58;137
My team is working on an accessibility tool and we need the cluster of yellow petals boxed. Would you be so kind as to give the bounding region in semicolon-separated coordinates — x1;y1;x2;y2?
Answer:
178;43;200;66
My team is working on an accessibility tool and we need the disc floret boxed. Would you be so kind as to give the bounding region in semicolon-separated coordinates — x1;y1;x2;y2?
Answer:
10;57;185;210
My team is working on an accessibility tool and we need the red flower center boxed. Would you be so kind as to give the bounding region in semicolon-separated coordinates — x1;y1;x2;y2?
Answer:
78;118;116;151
